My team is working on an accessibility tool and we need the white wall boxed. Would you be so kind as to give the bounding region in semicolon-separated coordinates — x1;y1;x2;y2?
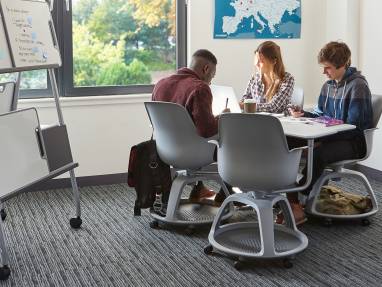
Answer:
188;0;328;106
359;0;382;170
17;0;381;178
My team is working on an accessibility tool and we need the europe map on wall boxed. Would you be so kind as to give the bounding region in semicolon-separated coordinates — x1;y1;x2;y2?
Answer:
214;0;301;39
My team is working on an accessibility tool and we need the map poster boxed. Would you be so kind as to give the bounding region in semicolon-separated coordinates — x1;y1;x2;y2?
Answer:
214;0;301;39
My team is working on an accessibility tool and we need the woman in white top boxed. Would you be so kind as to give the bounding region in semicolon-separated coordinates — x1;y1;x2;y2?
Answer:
240;41;294;113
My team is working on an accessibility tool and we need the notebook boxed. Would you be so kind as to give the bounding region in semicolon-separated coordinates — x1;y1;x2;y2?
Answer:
210;85;241;115
310;116;344;126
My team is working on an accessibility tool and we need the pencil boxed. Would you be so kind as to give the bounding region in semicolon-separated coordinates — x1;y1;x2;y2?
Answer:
225;98;229;108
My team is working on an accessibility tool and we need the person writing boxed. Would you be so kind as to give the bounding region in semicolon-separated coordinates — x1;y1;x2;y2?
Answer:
240;41;294;113
283;41;373;225
152;49;230;204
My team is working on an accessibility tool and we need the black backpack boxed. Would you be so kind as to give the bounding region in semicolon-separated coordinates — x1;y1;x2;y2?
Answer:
128;139;172;216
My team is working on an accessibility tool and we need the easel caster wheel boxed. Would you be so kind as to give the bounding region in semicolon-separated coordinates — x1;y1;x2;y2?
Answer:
0;209;6;221
203;245;214;255
233;260;244;271
361;218;370;226
0;265;10;281
70;217;82;229
323;218;333;227
149;220;160;229
283;258;293;268
184;226;195;235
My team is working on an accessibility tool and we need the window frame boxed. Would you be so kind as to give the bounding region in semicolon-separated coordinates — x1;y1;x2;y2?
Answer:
57;0;187;97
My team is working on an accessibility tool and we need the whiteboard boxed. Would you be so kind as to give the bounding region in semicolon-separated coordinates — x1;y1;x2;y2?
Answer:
211;85;241;116
0;12;12;69
0;0;61;72
0;108;49;198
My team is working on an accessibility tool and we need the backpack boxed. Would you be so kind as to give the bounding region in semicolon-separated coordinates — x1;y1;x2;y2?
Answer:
128;139;172;216
316;185;372;215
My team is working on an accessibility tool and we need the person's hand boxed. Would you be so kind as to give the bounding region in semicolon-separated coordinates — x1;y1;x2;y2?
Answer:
222;108;231;113
288;106;304;118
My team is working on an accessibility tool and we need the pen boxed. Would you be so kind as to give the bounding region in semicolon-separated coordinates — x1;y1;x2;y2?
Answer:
225;98;229;109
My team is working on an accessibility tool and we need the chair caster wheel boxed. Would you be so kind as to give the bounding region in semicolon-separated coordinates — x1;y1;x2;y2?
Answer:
323;218;333;227
233;260;244;271
204;245;214;255
0;209;6;221
0;265;10;281
184;226;195;235
361;218;370;226
70;217;82;229
283;258;293;269
149;220;160;229
133;206;141;216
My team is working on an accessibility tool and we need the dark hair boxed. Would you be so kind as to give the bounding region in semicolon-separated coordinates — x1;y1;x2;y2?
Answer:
318;41;351;69
192;49;217;65
255;41;286;80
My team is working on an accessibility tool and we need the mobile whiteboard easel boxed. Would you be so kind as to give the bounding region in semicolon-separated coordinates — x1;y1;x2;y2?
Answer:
0;0;82;280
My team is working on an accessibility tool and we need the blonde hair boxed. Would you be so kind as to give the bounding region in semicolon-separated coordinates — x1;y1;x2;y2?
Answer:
255;41;286;102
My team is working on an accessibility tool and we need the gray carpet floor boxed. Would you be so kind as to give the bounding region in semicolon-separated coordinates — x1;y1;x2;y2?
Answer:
0;178;382;287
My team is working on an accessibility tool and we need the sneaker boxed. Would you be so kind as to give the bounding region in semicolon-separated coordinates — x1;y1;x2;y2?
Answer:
213;189;226;206
189;184;215;203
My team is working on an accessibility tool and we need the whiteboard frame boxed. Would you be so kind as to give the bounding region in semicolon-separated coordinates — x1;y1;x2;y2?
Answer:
0;0;61;73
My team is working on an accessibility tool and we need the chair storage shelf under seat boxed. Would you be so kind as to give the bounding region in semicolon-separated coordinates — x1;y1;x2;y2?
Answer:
150;173;234;227
211;223;305;258
305;168;378;221
207;193;308;264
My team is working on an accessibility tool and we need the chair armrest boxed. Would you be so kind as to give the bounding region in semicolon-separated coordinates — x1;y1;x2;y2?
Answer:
364;127;378;135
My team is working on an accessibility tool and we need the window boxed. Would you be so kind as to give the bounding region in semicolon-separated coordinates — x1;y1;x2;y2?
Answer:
0;0;187;98
62;0;187;96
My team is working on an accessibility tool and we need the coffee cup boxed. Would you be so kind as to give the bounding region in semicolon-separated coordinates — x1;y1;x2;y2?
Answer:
243;99;257;113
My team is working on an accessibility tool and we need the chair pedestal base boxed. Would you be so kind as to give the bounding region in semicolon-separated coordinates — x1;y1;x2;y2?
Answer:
210;222;306;259
208;193;308;262
151;171;234;227
305;168;378;220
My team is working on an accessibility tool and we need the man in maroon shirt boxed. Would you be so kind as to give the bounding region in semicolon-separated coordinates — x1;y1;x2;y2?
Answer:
152;49;229;203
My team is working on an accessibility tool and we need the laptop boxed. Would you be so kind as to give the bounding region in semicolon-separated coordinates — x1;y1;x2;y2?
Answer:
210;85;241;116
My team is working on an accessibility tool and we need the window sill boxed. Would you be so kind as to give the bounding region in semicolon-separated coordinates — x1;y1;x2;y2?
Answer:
18;94;152;108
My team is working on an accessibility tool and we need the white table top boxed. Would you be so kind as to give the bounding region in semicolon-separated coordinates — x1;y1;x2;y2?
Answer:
276;115;355;139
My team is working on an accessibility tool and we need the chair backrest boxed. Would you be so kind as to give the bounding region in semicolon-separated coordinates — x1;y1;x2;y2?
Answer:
361;94;382;160
290;86;304;108
371;94;382;128
0;81;17;114
144;101;215;170
216;113;302;191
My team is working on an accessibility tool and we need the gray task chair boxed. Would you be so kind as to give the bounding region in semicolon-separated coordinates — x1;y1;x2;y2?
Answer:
144;101;233;232
305;94;382;225
290;86;304;109
205;113;308;270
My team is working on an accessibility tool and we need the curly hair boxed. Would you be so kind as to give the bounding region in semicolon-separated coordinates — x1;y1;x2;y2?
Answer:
318;41;351;69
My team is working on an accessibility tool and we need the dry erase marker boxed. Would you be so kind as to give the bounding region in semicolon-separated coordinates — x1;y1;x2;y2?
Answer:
225;98;229;108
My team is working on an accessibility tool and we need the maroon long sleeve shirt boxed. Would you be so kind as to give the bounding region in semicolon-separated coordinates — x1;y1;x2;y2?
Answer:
152;68;218;138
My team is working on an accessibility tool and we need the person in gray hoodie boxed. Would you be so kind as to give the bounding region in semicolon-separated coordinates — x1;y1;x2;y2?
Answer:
281;41;373;225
